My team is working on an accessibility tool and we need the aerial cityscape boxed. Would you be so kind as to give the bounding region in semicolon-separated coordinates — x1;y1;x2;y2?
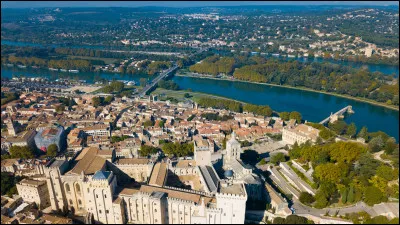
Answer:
0;1;399;224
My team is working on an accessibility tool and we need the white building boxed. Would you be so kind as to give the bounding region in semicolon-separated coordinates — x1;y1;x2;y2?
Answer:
38;146;248;224
282;124;320;145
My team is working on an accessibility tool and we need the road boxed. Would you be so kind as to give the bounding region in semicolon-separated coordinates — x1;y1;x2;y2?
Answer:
292;201;379;218
136;64;179;97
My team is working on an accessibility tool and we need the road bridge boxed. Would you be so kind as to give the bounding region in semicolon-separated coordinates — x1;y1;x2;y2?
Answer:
136;47;209;98
319;105;354;124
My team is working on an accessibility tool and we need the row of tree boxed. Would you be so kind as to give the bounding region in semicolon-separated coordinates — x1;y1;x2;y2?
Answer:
161;142;194;157
3;55;94;71
189;55;399;106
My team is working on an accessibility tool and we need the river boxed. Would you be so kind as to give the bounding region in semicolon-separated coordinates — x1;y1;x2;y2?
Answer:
1;67;398;141
172;76;399;141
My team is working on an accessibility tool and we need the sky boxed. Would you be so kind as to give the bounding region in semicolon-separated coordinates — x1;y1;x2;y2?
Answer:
1;1;399;8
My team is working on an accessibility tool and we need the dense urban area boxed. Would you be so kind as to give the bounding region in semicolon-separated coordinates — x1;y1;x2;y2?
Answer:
1;3;399;225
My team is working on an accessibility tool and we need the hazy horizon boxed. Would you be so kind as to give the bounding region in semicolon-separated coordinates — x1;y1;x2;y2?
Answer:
1;1;399;9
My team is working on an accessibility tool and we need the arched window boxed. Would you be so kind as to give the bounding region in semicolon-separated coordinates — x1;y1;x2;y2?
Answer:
65;183;71;192
78;199;82;205
69;199;73;205
75;183;81;195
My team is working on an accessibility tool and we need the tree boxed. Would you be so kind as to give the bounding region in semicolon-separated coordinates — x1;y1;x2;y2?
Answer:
364;186;387;206
46;144;58;157
319;128;336;140
357;126;369;141
92;97;102;107
55;104;65;113
109;81;124;93
143;120;155;128
104;96;114;104
161;142;194;157
299;192;315;205
289;111;302;123
347;185;355;203
328;142;367;163
9;145;35;159
270;152;287;165
1;172;23;197
328;120;348;135
346;122;357;138
273;217;286;224
279;112;290;121
368;136;385;152
222;137;227;149
285;215;311;224
314;193;329;209
384;138;398;155
365;216;390;224
376;165;398;181
341;188;348;204
184;93;191;98
139;145;159;157
314;163;342;183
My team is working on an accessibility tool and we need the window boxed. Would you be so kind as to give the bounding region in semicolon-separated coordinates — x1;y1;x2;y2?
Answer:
75;184;81;194
69;199;73;205
106;210;109;214
154;209;157;212
96;194;98;198
65;183;71;192
104;194;107;198
78;200;82;205
87;188;89;193
99;210;102;214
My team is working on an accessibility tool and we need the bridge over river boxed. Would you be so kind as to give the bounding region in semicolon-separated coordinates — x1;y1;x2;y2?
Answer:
135;47;209;98
320;105;354;124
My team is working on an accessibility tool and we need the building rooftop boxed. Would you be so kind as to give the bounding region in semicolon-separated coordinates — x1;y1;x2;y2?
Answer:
194;138;209;148
149;162;167;187
199;166;219;193
69;147;106;175
175;160;196;168
140;185;207;204
287;124;320;140
18;179;47;187
116;158;150;165
219;182;246;196
46;159;65;168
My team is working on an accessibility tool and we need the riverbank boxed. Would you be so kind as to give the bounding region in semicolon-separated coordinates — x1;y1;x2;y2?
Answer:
175;73;399;111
